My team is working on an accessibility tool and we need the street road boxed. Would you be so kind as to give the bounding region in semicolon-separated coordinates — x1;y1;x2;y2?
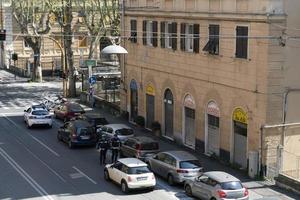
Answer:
0;70;299;200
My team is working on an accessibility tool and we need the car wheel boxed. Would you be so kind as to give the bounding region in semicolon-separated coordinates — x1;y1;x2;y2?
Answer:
167;174;174;186
185;185;193;197
148;187;155;191
68;140;74;149
104;170;110;181
121;181;129;193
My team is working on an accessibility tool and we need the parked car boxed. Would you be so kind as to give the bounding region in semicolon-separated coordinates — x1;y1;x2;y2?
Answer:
120;137;159;160
147;151;203;185
104;158;156;193
54;102;85;122
24;105;52;129
72;113;108;131
57;120;97;148
184;171;249;200
99;124;134;142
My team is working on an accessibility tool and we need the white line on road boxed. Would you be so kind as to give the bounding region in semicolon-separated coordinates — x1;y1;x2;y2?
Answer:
2;114;60;157
0;147;54;200
72;166;97;185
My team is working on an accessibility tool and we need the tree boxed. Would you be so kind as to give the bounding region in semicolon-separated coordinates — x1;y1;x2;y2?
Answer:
75;0;120;59
11;0;53;82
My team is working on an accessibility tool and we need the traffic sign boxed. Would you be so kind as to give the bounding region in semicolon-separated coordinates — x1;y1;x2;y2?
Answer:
85;59;96;67
89;76;96;85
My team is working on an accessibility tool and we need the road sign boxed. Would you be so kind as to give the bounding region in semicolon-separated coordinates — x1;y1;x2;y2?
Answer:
85;59;96;67
89;76;96;85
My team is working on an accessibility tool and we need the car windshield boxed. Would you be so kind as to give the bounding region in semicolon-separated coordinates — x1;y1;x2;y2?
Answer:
128;166;151;174
115;128;133;136
32;110;49;116
140;142;159;150
69;104;84;112
221;181;243;190
77;127;93;135
179;160;201;169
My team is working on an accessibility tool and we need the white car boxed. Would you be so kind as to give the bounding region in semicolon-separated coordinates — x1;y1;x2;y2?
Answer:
100;124;134;142
104;158;156;193
24;105;52;129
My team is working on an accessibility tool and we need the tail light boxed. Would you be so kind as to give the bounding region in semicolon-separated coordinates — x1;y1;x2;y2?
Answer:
151;174;155;180
71;132;77;138
176;169;189;173
217;190;227;198
244;188;249;196
128;176;132;182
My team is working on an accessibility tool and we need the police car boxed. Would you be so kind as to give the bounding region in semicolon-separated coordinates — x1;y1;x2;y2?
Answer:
24;104;52;129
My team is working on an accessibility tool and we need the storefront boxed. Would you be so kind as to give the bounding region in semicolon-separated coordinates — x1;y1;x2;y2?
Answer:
205;101;220;156
130;80;138;121
164;89;174;139
183;95;196;149
232;108;248;169
146;85;155;129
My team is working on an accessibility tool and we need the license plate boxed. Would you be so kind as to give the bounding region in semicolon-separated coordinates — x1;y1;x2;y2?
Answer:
137;177;147;181
81;136;90;140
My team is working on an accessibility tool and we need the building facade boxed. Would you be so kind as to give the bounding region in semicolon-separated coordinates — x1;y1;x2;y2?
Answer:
121;0;300;176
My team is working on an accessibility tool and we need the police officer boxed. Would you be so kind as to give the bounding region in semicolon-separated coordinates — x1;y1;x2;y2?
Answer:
110;134;121;163
96;135;109;165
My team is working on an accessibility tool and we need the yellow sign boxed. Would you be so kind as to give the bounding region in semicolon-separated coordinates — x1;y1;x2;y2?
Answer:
233;108;248;124
146;85;155;96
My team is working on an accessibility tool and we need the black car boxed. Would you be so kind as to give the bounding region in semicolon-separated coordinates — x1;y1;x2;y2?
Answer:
57;120;98;148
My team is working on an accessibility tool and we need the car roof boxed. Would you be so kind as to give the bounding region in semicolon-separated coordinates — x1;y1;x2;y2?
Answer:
204;171;240;183
105;124;131;130
162;151;197;161
118;158;147;167
130;136;156;143
31;105;47;110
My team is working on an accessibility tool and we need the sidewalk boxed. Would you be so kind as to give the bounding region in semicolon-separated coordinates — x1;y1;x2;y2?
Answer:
73;98;299;200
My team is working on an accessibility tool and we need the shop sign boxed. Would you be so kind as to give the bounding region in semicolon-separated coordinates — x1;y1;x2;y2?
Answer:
233;108;248;124
146;85;155;96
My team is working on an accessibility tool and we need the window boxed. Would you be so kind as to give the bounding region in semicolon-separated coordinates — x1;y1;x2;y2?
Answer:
164;154;176;167
203;24;219;55
78;35;87;48
130;19;137;43
180;23;199;53
161;21;177;50
143;20;158;47
236;26;248;59
24;40;30;49
156;153;166;161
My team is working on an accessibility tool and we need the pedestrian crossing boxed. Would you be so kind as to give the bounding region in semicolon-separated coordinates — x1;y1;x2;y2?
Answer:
0;99;43;111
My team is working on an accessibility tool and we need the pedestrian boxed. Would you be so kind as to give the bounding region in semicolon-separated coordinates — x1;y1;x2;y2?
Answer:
110;134;121;163
96;135;110;165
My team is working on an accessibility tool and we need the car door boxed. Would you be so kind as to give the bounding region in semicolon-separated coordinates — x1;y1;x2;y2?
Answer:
109;161;123;183
150;153;167;177
62;123;71;141
193;175;211;200
162;154;177;179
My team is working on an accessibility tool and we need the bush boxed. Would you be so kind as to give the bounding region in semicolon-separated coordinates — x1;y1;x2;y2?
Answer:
151;121;161;131
134;115;145;127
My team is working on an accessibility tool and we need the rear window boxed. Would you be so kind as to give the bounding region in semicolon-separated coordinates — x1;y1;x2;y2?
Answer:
179;160;201;169
128;166;151;174
32;110;49;115
116;128;134;136
221;181;243;190
77;127;93;135
69;104;84;112
140;142;159;150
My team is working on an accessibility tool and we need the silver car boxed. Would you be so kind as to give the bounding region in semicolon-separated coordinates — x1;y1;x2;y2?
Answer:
147;151;203;185
100;124;134;142
184;171;249;200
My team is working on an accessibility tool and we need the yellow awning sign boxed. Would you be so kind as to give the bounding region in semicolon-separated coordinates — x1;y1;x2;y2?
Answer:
233;108;248;124
146;85;155;96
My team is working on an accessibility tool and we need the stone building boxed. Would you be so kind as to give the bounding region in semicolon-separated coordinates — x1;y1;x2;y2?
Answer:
121;0;300;177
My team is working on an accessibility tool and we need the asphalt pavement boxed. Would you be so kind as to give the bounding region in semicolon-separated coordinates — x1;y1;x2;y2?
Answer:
0;69;299;200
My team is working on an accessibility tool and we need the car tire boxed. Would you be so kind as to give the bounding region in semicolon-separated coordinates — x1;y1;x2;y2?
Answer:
185;185;193;197
148;187;155;191
121;180;129;193
68;140;74;149
104;170;110;181
167;174;175;186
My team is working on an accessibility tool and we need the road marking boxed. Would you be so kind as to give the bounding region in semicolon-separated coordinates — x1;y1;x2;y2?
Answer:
72;166;97;185
2;114;60;157
70;173;85;179
0;147;54;200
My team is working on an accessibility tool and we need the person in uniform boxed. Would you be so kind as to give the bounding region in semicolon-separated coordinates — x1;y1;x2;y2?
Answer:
96;135;110;165
110;134;121;163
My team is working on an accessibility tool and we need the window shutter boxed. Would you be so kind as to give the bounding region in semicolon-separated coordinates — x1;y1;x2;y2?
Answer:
130;20;137;43
152;21;158;47
193;24;200;53
172;22;177;51
180;23;186;51
161;21;165;48
242;27;248;59
143;20;147;45
236;26;248;59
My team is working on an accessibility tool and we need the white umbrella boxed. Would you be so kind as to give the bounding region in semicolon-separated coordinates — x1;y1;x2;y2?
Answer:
101;44;128;54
